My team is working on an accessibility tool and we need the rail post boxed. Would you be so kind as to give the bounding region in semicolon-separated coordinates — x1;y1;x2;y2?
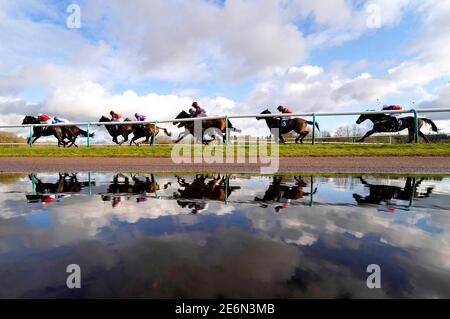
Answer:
86;122;91;147
309;176;314;207
225;115;229;145
151;120;158;146
31;172;36;195
312;113;316;145
28;125;33;148
412;109;419;143
88;171;92;196
225;174;229;205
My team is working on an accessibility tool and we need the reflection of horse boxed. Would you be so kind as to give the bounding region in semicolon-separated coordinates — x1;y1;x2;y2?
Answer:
356;113;438;143
172;110;241;144
106;174;170;194
26;173;94;203
256;110;320;144
174;174;240;213
102;174;171;207
255;176;315;211
353;177;434;205
30;173;93;193
98;116;134;145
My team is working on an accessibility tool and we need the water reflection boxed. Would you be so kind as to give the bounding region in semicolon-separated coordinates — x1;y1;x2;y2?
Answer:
0;172;449;298
173;174;240;213
255;176;316;212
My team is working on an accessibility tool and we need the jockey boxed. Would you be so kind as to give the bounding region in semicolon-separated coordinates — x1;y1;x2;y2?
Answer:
37;113;54;125
134;113;147;132
190;102;207;118
382;105;402;130
110;110;124;122
52;116;70;124
277;105;293;127
134;113;146;122
277;105;293;114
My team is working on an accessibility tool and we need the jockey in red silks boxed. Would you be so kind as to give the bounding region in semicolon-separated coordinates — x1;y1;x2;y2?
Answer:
277;105;293;114
110;110;124;122
190;102;207;118
38;113;54;124
277;105;293;127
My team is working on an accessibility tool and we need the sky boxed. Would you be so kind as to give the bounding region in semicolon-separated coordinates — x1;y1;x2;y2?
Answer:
1;0;450;138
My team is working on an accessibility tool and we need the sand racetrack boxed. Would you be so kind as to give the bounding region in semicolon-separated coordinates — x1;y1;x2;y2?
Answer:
0;156;449;174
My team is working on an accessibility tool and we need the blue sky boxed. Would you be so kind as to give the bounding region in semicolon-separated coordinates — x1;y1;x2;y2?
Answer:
1;0;450;136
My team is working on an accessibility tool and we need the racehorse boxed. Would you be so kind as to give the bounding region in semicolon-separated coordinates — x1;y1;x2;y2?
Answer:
98;116;134;145
22;116;71;147
129;123;172;146
355;113;438;143
256;109;320;144
62;125;95;147
172;110;241;144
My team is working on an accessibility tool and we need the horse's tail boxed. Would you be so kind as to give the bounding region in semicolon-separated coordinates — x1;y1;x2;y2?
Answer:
421;118;438;132
163;128;172;137
306;121;320;132
226;119;241;133
79;129;95;138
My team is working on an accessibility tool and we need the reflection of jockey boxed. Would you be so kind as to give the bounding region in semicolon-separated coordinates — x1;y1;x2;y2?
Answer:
277;105;293;127
112;196;125;208
38;113;54;124
190;102;207;118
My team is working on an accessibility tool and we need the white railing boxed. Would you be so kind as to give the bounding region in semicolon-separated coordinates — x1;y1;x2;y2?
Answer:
1;108;449;146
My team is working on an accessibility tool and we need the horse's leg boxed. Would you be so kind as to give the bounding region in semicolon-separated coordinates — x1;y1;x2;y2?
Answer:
419;130;430;143
406;128;414;143
357;130;375;143
279;135;286;144
300;131;309;144
31;134;40;145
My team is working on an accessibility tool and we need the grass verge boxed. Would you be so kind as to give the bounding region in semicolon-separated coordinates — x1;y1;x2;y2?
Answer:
0;143;449;157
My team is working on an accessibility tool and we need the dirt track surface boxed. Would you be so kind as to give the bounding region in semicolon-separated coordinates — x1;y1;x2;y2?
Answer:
0;156;449;174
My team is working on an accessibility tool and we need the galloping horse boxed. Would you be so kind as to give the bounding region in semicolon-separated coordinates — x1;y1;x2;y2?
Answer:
62;126;95;147
129;123;172;146
256;109;320;144
98;116;133;145
22;116;71;147
172;110;241;144
356;113;438;143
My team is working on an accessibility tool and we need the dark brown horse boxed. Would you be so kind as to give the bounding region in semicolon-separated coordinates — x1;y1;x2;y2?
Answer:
98;116;133;145
129;123;172;146
256;109;320;144
22;116;71;147
356;113;438;143
62;126;95;147
173;110;241;144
